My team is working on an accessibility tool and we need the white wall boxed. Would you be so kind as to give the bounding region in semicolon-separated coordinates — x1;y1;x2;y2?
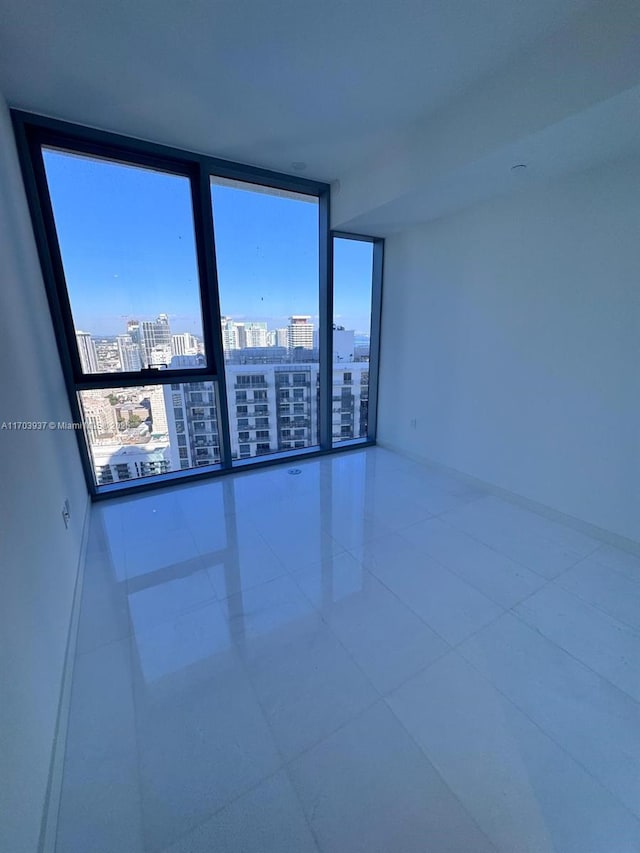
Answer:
379;156;640;543
0;94;88;852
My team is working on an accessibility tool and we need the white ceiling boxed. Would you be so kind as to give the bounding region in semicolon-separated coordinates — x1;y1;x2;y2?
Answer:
0;0;597;180
0;0;636;231
332;0;640;232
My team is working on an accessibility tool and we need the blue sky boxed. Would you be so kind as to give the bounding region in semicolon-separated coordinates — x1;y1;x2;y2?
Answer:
44;149;373;338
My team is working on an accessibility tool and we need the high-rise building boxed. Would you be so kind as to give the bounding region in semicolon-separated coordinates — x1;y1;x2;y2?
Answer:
164;374;220;470
82;326;368;481
126;319;141;342
126;320;144;365
288;315;314;349
221;318;268;350
161;357;368;463
267;328;289;347
144;385;169;435
242;322;268;348
75;331;99;373
226;365;277;459
274;366;316;452
171;332;199;356
275;328;289;348
117;334;142;372
331;364;369;442
221;316;241;351
83;338;368;483
93;339;120;372
140;313;172;367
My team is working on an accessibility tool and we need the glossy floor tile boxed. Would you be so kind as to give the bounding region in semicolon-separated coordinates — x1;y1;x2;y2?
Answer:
387;652;640;852
459;612;640;818
514;582;640;703
57;447;640;852
556;549;640;630
135;653;282;851
288;702;496;853
240;607;378;760
355;534;503;645
293;551;449;692
441;494;599;578
398;516;545;608
163;771;319;853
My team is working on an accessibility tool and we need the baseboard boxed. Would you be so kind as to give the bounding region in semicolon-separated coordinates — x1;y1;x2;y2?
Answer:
377;440;640;556
38;495;91;853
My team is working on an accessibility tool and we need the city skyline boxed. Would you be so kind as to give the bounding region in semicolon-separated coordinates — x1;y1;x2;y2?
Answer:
76;311;370;364
74;315;372;340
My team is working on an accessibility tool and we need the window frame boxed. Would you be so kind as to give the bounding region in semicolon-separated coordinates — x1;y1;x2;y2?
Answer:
24;132;221;389
330;231;384;444
12;110;382;499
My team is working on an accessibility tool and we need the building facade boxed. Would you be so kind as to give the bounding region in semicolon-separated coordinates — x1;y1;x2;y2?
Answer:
117;334;142;372
287;315;314;350
82;341;369;482
76;330;99;373
171;332;199;356
140;313;172;367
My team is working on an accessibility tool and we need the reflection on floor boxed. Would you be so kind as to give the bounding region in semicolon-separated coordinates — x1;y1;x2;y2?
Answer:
57;447;640;852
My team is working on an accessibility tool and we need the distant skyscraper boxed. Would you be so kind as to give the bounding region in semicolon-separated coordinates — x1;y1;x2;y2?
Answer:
221;318;269;350
243;322;268;348
171;332;198;356
275;328;289;348
126;320;144;364
126;319;141;343
76;331;99;373
117;334;142;372
288;316;314;349
221;316;241;351
141;313;172;367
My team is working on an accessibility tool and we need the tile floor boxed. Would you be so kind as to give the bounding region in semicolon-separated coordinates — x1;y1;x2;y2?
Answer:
56;447;640;852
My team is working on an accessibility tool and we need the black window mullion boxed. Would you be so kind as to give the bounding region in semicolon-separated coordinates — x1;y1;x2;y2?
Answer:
318;187;332;450
35;128;195;180
368;238;384;440
329;231;383;445
74;369;218;391
27;131;87;385
13;120;98;496
194;166;233;469
188;164;219;380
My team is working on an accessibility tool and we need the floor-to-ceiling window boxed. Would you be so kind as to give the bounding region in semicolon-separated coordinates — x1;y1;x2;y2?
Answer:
14;112;383;495
211;179;320;461
40;148;224;486
331;235;380;446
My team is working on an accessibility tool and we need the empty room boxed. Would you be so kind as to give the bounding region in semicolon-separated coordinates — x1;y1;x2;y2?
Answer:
1;0;639;851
